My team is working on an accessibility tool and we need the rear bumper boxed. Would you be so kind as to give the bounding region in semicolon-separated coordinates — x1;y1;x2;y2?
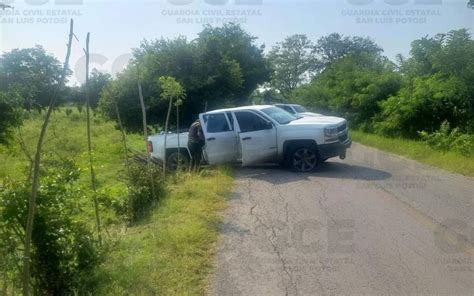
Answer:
317;137;352;160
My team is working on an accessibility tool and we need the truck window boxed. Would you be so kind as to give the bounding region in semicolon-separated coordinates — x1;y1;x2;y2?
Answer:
279;105;295;114
235;111;270;133
261;106;298;124
292;105;308;113
203;113;231;133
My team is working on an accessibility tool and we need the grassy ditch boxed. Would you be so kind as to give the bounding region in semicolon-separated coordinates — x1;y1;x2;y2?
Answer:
96;168;234;295
351;130;474;177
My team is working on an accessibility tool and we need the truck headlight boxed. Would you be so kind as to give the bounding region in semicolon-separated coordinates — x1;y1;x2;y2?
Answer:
324;127;338;137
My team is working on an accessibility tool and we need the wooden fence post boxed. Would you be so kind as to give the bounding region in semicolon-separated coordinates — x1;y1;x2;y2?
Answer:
22;19;75;296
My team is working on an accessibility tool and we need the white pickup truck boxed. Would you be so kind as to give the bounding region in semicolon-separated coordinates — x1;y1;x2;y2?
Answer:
148;105;351;172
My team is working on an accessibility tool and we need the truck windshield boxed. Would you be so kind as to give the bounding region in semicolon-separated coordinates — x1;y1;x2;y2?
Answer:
261;107;299;124
292;105;308;113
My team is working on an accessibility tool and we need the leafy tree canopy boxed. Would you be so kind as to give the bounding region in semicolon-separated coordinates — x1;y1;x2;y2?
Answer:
0;90;22;145
0;46;68;111
377;29;474;136
267;34;318;99
100;24;271;131
314;33;383;70
87;70;112;109
158;76;186;104
293;52;401;127
292;29;474;138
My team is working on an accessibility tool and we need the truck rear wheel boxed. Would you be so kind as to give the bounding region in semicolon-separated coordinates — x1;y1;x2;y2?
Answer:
287;145;319;172
167;151;190;172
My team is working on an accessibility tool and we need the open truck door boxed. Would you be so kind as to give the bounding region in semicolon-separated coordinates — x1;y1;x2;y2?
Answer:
199;112;239;165
233;111;277;166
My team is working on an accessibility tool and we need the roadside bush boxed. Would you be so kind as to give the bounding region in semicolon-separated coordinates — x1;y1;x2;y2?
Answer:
292;52;401;128
0;159;101;294
0;90;22;145
127;163;166;222
98;185;129;224
419;121;474;156
375;74;471;137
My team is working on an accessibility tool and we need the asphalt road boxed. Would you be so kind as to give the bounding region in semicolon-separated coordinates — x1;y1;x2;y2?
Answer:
208;143;474;295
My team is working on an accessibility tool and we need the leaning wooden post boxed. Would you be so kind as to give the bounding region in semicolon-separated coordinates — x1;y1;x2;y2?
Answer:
136;65;157;199
176;102;180;169
22;19;74;296
163;96;173;176
113;100;132;210
84;32;102;244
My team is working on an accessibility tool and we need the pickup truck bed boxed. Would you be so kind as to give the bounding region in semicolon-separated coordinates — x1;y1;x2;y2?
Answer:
148;132;192;160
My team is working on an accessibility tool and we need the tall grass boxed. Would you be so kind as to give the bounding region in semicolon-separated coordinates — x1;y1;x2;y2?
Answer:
1;109;144;228
95;168;234;295
0;109;143;186
1;109;234;294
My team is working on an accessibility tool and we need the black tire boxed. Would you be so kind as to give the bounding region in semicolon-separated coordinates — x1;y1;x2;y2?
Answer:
167;151;190;172
287;145;319;172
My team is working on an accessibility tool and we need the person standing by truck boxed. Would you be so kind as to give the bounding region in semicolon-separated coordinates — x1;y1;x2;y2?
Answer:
188;119;205;171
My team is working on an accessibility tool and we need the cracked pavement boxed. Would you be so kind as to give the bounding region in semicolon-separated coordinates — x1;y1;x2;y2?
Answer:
208;143;474;295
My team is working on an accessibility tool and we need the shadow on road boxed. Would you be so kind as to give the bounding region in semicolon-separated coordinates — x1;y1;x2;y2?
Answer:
237;161;392;185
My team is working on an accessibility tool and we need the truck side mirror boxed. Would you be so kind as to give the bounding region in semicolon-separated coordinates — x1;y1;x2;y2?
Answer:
265;121;273;130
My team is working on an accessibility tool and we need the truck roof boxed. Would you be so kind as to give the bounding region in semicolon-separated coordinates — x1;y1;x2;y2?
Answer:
275;103;302;107
202;105;273;114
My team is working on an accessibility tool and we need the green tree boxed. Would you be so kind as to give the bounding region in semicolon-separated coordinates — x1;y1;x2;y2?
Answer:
0;91;22;145
267;34;318;99
158;76;186;174
250;88;286;105
293;52;401;128
100;24;270;131
68;70;111;110
378;29;474;136
314;33;383;70
0;46;68;111
99;67;143;131
376;74;471;137
85;70;111;110
196;24;271;105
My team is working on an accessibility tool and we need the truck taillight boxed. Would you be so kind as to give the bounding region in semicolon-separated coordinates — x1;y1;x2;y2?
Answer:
147;141;153;153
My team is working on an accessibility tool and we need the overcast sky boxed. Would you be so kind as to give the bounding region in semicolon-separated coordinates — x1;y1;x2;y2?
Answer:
1;0;473;85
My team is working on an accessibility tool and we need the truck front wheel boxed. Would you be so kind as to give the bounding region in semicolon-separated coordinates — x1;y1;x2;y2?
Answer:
287;145;319;172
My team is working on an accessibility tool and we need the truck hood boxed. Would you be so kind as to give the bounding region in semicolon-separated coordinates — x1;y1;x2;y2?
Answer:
298;111;323;117
287;115;346;126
